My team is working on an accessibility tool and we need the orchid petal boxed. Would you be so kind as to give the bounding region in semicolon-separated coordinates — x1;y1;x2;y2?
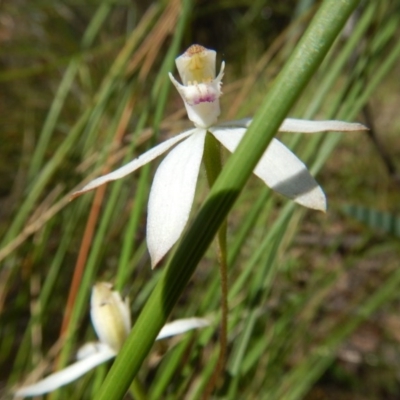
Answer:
90;283;131;352
15;344;115;398
216;118;367;133
210;127;326;211
71;129;197;198
156;317;210;340
278;118;368;133
76;342;104;360
147;129;206;267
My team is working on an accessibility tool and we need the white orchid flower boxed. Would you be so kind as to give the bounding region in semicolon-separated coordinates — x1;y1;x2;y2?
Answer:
72;44;367;267
15;283;209;398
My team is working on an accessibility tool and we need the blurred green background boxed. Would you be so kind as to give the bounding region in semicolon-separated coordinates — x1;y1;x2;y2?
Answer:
1;0;400;399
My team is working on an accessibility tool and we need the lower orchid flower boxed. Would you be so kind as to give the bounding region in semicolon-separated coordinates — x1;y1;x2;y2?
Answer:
71;44;367;267
15;283;209;398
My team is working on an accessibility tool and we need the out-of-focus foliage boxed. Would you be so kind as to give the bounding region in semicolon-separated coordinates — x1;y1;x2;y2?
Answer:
343;205;400;238
1;1;400;399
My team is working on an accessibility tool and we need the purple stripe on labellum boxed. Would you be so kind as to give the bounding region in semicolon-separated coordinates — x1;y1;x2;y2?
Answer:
192;93;217;104
183;82;219;106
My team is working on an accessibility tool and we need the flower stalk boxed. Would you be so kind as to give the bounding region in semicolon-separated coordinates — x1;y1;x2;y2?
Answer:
203;133;229;398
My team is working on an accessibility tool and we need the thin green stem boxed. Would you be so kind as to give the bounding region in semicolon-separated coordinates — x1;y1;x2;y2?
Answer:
203;133;229;398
